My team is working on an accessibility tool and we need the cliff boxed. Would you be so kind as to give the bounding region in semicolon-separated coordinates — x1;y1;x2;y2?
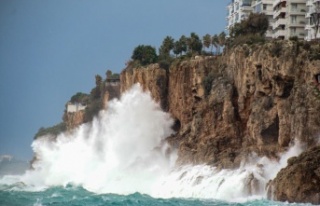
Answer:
270;146;320;204
121;41;320;169
63;79;121;130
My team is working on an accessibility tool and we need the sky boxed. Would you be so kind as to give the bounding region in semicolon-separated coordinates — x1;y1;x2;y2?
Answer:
0;0;228;161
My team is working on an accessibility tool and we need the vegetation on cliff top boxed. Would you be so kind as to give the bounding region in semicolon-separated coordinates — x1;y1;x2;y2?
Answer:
34;122;66;139
127;31;226;70
34;70;120;139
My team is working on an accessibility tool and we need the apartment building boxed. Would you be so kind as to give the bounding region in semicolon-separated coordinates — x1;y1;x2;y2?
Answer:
226;0;253;32
273;0;307;39
227;0;312;40
305;0;320;41
251;0;274;38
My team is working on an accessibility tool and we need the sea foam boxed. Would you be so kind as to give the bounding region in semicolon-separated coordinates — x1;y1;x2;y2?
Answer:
0;84;304;202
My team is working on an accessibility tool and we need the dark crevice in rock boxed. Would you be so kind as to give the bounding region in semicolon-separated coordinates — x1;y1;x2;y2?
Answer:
261;115;279;144
282;81;294;98
256;64;262;81
156;71;169;111
172;118;181;132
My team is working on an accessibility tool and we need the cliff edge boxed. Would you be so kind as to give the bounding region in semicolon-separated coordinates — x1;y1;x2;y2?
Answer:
121;40;320;203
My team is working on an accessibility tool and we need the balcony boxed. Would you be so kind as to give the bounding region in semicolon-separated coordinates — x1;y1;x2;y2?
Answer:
306;12;311;18
240;5;253;11
273;0;287;7
273;18;287;29
307;0;313;6
273;29;286;38
288;20;306;28
305;24;313;30
273;7;287;18
290;9;307;16
290;31;305;38
265;10;274;16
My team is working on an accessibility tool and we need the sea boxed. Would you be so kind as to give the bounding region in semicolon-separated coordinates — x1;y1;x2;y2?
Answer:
0;85;314;206
0;187;313;206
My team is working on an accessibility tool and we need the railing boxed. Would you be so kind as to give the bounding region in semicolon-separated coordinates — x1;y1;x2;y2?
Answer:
273;29;286;38
288;20;306;27
273;0;287;7
273;18;287;29
290;9;307;15
307;0;313;6
273;0;282;7
273;7;286;19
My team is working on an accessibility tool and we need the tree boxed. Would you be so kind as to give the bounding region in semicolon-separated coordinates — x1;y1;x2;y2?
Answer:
95;75;102;87
203;34;211;53
91;75;103;99
179;35;188;55
173;40;182;57
106;70;112;79
211;34;219;54
131;45;158;66
218;32;226;53
187;32;203;55
230;13;269;37
173;35;188;57
159;36;175;57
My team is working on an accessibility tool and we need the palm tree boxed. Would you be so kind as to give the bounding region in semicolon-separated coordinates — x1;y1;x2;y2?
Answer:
179;35;187;55
218;32;226;54
187;32;202;55
211;34;219;55
160;36;175;57
203;34;211;54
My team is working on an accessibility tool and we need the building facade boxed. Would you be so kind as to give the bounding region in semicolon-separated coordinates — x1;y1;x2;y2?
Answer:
226;0;253;32
226;0;315;40
67;102;86;113
252;0;274;38
305;0;320;41
273;0;307;39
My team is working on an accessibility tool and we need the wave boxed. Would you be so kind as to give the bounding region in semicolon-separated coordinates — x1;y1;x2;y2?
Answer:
0;84;304;203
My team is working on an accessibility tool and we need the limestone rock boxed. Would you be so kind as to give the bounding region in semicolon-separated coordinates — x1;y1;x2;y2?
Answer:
120;42;320;170
269;146;320;204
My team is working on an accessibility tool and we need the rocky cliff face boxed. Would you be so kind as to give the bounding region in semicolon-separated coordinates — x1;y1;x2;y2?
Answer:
64;81;121;130
269;146;320;204
64;111;85;130
121;41;320;170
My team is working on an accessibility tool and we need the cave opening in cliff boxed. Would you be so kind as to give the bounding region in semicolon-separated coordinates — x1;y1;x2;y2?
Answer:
261;115;279;144
171;118;181;132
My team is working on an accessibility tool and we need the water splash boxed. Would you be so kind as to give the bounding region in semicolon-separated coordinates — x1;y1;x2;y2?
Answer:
0;84;304;202
4;84;176;194
152;141;304;202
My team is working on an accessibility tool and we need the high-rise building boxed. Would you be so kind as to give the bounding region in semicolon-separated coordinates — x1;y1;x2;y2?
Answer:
305;0;320;41
226;0;311;40
251;0;274;38
226;0;253;33
273;0;307;39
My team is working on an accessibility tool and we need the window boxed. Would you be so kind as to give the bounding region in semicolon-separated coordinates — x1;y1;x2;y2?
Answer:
291;15;297;24
291;27;296;34
291;3;297;11
263;4;267;10
255;5;261;13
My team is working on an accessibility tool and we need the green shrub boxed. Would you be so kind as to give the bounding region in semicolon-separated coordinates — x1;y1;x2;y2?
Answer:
70;92;90;105
131;45;158;66
34;122;66;139
84;99;102;122
203;73;214;96
270;41;282;57
159;59;171;71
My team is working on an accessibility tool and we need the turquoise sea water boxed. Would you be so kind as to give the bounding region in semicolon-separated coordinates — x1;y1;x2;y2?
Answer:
0;186;313;206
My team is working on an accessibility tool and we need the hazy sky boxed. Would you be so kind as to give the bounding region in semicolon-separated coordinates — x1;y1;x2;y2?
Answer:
0;0;228;160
